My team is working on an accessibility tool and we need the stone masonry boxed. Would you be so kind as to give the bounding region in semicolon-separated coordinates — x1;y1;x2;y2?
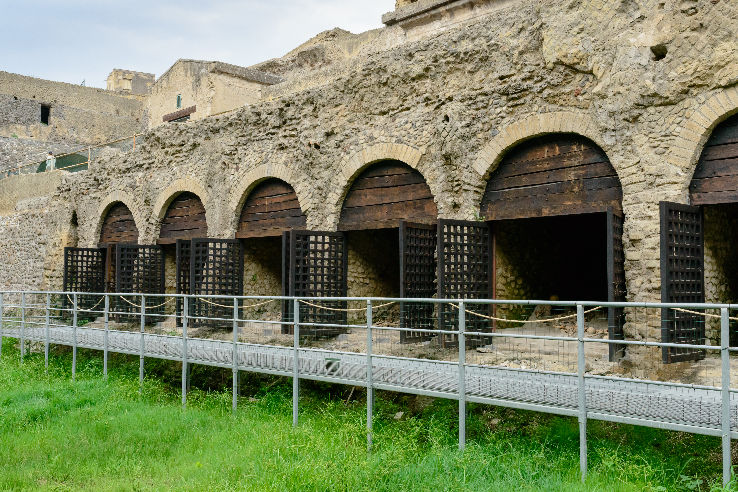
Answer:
0;0;737;350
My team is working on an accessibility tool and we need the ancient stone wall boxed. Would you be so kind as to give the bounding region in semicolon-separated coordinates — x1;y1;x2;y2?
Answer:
0;0;736;351
0;71;145;146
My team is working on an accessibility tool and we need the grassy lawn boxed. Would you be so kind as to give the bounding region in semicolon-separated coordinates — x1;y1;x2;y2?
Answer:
0;341;734;491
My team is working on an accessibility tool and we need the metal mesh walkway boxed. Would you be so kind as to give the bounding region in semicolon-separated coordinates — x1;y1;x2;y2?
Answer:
8;324;737;434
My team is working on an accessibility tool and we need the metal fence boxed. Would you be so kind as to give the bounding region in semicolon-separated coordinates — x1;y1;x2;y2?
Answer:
1;134;142;179
0;291;735;486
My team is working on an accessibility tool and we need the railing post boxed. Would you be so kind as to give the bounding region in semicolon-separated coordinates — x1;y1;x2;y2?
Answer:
458;301;466;451
721;308;732;487
293;298;300;428
44;293;50;371
20;292;26;362
366;299;374;453
103;294;109;379
72;293;78;380
139;294;145;394
181;296;188;407
0;293;4;359
232;297;239;412
577;304;587;482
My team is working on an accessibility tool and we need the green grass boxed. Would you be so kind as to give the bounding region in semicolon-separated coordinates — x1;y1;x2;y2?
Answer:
0;340;734;491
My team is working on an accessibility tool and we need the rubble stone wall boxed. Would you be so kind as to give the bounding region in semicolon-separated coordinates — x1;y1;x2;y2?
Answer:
0;0;736;350
0;71;145;145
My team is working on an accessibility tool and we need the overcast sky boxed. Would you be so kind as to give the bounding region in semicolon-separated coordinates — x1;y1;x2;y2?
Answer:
1;0;395;88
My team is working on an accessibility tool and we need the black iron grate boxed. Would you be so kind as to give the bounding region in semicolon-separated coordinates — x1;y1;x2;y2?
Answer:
660;202;705;363
114;244;165;323
399;222;437;343
607;210;627;361
63;247;106;318
283;231;347;336
437;220;493;348
176;239;192;326
190;239;243;328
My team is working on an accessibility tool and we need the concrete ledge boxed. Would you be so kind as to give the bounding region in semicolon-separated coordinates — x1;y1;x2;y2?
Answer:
383;0;460;25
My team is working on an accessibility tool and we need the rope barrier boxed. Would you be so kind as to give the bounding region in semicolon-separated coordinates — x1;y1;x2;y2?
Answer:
298;300;396;312
196;297;277;310
66;294;105;312
450;303;602;324
118;296;175;310
672;307;738;322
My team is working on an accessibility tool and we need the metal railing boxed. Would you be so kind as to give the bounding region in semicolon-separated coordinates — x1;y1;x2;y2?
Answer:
1;133;143;180
0;291;735;486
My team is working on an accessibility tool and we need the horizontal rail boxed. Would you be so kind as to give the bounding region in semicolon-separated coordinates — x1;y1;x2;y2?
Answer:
2;290;736;487
2;133;144;179
6;291;738;310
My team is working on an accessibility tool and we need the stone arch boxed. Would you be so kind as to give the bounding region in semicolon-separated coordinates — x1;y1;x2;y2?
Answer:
226;163;311;235
473;111;611;180
94;190;144;246
339;160;438;230
151;178;211;240
478;131;625;320
672;87;738;185
480;133;622;220
327;143;439;227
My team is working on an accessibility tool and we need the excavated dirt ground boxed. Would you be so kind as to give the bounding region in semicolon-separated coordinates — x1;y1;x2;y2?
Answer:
64;307;736;388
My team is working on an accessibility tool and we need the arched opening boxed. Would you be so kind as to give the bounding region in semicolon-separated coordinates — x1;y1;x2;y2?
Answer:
98;202;141;292
236;179;306;310
158;192;207;245
338;160;437;300
687;113;738;347
481;134;625;359
99;202;139;246
157;191;208;296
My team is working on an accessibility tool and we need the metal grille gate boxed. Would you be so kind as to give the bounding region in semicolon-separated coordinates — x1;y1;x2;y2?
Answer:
114;244;165;323
189;239;243;328
660;202;705;363
176;239;191;327
63;247;106;316
607;209;627;361
399;222;437;343
101;244;117;293
283;231;348;337
437;220;493;348
282;231;293;325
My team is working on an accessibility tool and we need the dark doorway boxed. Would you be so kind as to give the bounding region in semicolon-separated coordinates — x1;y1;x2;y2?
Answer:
688;112;738;348
481;134;626;361
40;104;50;125
495;213;608;302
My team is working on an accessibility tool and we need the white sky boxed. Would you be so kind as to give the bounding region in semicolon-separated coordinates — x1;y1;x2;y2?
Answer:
0;0;396;88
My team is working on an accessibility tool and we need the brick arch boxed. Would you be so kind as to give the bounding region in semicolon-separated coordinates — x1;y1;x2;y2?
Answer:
672;87;738;187
226;164;311;235
326;143;441;227
152;179;211;242
473;111;611;180
94;191;144;246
